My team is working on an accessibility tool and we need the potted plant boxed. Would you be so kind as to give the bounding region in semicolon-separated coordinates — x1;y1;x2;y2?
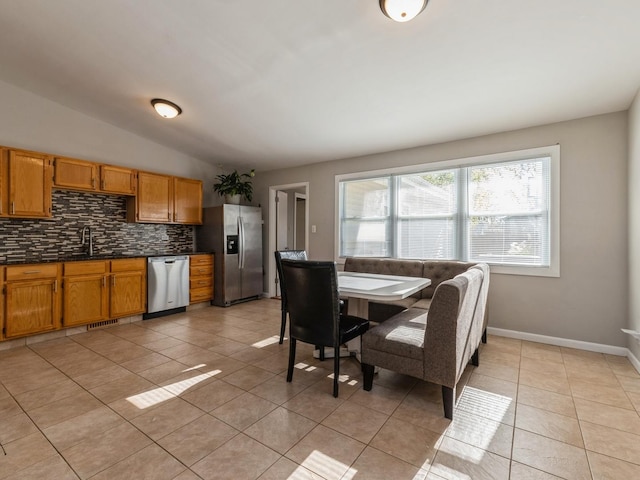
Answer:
213;169;255;204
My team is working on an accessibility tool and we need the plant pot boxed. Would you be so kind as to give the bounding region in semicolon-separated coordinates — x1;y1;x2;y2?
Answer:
225;194;241;205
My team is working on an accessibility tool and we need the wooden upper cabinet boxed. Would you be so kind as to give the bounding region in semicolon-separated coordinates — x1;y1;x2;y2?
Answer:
174;177;202;224
0;148;53;218
132;171;172;223
100;165;136;195
54;157;97;191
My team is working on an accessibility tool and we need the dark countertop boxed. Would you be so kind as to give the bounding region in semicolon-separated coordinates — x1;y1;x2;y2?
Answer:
0;252;214;266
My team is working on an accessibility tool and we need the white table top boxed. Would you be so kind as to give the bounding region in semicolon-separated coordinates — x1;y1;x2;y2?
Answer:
338;271;431;301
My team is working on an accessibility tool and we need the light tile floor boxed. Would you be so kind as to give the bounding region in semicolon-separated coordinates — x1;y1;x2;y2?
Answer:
1;299;639;479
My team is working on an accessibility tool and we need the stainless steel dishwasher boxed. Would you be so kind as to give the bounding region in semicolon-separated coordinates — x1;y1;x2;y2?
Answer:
145;255;190;318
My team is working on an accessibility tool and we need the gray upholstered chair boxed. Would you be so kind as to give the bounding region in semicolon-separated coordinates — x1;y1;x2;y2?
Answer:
274;250;308;344
361;267;484;419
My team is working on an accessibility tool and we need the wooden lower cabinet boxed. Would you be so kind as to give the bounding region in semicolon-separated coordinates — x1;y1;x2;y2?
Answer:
0;267;4;340
189;254;213;303
62;261;109;327
110;258;146;318
3;264;61;338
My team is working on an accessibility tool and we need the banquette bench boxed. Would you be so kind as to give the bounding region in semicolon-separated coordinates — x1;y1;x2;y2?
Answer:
343;257;490;419
343;257;489;341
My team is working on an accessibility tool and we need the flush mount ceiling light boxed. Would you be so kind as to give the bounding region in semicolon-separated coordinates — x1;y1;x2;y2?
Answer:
151;98;182;119
380;0;428;22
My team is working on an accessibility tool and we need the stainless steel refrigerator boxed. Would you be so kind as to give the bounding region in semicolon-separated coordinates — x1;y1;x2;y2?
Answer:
196;205;263;306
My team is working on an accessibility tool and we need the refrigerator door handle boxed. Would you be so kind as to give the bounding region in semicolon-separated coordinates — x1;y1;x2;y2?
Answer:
238;216;245;269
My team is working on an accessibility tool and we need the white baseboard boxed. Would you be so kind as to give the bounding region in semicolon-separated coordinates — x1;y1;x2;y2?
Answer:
487;327;629;357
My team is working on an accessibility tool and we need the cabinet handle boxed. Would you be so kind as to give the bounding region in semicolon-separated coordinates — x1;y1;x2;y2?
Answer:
102;276;106;287
198;281;207;285
101;179;105;190
53;280;58;293
92;178;96;189
22;270;41;274
112;276;116;286
11;201;15;214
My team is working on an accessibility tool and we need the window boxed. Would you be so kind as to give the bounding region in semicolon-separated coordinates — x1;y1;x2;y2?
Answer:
337;146;559;276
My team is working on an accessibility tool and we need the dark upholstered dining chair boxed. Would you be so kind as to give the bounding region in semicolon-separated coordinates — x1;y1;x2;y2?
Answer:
274;250;308;344
280;259;370;397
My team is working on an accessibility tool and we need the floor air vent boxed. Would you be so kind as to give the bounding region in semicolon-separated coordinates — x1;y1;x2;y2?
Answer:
87;319;120;331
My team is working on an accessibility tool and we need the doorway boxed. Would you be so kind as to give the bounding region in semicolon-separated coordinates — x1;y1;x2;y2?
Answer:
268;182;309;298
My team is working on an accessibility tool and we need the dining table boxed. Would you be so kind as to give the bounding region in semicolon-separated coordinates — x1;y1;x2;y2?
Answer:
313;270;431;359
338;270;432;319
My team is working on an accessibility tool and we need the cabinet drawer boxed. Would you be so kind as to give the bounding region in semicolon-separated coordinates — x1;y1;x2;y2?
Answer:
63;260;108;276
110;258;145;272
190;254;213;267
190;276;212;289
190;287;213;303
6;264;59;281
190;264;213;277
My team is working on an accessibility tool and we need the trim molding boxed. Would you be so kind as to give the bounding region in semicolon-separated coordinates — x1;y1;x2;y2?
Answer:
487;327;629;357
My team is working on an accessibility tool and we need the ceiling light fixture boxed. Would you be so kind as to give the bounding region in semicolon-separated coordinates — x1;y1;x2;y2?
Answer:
151;98;182;119
379;0;428;22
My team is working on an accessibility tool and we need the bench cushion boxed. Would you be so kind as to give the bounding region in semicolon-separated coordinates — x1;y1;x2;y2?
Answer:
361;308;427;361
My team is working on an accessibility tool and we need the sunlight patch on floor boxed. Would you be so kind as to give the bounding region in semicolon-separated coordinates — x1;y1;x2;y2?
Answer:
163;370;221;396
295;362;318;372
455;386;513;424
252;335;281;348
126;370;220;408
126;387;175;409
299;450;355;479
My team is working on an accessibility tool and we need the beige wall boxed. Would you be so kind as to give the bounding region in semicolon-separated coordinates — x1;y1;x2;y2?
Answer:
254;112;629;347
629;90;640;359
0;79;218;206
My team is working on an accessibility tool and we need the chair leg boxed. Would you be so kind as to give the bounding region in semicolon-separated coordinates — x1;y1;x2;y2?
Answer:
286;338;296;382
482;328;487;344
279;309;287;344
319;346;325;361
442;385;455;420
471;346;479;367
362;364;374;391
333;352;340;397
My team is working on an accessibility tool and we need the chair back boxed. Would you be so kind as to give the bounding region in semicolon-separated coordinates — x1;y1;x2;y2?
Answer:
274;250;307;307
423;267;484;387
280;259;340;347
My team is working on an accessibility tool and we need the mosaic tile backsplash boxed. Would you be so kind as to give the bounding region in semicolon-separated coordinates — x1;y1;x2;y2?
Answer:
0;191;195;264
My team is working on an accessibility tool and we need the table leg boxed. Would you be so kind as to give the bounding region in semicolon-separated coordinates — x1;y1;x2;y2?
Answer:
345;297;369;362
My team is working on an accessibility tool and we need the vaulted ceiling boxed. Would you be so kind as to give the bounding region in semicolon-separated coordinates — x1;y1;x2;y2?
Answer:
1;0;639;171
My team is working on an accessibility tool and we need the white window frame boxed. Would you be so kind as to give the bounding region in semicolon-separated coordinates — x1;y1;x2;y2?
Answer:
334;145;560;277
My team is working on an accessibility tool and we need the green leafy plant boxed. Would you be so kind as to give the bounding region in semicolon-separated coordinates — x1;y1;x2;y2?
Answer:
213;169;255;201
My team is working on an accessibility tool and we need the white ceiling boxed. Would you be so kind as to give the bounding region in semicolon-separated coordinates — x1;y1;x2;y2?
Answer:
0;0;639;172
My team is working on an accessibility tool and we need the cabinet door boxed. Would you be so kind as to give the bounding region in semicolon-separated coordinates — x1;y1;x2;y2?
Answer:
63;274;109;327
100;165;136;195
5;279;60;338
189;254;213;303
174;177;202;224
7;150;52;218
110;271;145;318
0;267;4;340
54;157;97;191
135;172;172;223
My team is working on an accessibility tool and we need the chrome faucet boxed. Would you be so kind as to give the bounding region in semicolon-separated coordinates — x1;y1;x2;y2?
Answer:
81;226;93;256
